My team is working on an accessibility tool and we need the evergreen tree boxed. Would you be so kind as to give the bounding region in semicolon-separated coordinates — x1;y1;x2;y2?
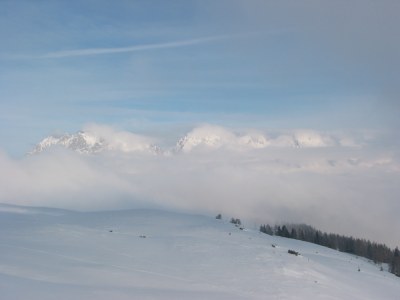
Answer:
391;247;400;276
230;218;241;225
275;225;282;236
314;231;321;245
281;225;290;238
345;237;355;254
260;224;273;235
258;221;398;274
265;224;273;235
290;228;297;239
298;229;305;241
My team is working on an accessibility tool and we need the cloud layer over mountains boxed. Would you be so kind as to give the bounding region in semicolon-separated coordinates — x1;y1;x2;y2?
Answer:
1;124;399;247
31;124;364;155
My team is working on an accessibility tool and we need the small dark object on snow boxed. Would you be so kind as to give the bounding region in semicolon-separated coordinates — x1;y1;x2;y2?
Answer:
288;249;300;256
271;244;276;248
109;230;113;233
139;235;146;238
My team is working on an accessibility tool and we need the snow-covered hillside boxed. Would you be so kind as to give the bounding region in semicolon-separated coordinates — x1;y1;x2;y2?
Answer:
0;204;398;299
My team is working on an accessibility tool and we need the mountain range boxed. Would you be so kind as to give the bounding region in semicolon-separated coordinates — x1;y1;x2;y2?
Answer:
29;126;356;155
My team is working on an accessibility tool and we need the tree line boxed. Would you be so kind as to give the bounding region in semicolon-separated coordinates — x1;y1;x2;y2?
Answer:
260;223;400;277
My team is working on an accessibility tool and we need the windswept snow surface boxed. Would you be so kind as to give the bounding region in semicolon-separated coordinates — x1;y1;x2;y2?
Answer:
0;204;398;300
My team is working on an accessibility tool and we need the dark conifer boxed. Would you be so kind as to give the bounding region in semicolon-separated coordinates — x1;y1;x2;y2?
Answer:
290;228;297;239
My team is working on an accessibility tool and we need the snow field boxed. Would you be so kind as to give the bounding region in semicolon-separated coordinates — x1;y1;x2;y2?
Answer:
0;204;399;299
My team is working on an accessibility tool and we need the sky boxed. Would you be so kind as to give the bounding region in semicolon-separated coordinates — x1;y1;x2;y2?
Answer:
0;1;399;246
1;0;399;154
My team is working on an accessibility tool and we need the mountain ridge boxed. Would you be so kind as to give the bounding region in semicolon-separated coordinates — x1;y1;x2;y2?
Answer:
29;126;358;155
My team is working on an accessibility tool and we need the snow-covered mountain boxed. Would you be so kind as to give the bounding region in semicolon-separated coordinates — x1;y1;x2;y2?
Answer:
30;130;161;155
175;126;339;152
175;126;270;152
0;203;398;300
30;131;106;154
29;125;357;155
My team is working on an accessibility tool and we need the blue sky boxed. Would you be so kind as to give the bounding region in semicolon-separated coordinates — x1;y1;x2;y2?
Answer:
1;0;399;155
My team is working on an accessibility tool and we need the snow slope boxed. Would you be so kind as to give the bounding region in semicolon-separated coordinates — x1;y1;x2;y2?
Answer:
0;204;398;300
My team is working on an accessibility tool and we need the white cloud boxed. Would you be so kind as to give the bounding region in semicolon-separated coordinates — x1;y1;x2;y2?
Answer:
0;125;399;247
83;124;156;153
176;125;358;152
37;35;238;59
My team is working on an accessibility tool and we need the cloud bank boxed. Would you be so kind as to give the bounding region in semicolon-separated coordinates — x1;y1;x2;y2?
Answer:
0;124;399;247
